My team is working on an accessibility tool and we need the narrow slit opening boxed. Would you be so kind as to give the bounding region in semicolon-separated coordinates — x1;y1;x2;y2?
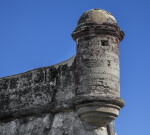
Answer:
101;40;108;46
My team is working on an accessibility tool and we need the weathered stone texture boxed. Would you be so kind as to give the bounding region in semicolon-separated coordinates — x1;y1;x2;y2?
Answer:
0;114;52;135
0;9;124;135
0;54;118;135
75;35;120;96
0;55;76;118
0;56;76;135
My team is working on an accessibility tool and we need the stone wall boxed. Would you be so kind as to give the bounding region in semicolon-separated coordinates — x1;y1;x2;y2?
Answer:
0;9;124;135
0;56;76;135
0;55;115;135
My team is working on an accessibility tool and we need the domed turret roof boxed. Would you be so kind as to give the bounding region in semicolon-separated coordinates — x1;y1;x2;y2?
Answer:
78;9;117;25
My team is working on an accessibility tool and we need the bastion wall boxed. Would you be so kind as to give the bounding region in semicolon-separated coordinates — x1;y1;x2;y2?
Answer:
0;9;124;135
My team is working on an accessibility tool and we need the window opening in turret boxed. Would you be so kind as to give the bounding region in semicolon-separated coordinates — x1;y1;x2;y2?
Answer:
101;40;108;46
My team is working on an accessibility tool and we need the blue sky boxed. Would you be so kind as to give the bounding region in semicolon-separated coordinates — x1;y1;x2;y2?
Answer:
0;0;150;134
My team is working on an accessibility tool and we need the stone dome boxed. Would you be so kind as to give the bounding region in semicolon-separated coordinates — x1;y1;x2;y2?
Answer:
78;9;117;25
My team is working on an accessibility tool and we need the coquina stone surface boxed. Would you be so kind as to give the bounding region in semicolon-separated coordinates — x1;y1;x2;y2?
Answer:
0;9;124;135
